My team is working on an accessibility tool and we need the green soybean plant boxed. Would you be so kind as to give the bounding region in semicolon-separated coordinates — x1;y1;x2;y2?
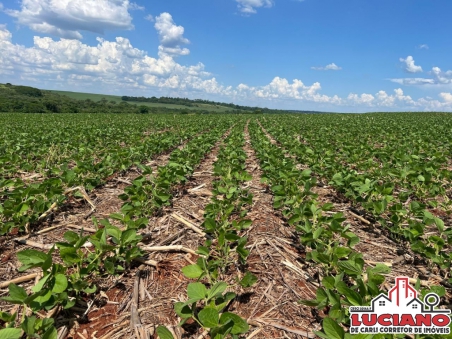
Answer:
157;282;250;339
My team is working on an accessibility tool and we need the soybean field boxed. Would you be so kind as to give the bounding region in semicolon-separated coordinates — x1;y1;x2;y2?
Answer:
0;112;451;339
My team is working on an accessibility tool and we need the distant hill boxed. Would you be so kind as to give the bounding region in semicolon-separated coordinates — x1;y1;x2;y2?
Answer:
51;90;238;113
52;90;328;114
0;83;142;114
0;84;260;114
121;95;262;111
1;83;333;114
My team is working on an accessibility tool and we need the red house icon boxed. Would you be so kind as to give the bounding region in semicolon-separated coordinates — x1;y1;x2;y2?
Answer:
388;277;418;307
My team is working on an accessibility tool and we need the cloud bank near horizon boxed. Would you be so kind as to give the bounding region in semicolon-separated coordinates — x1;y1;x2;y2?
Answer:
1;0;452;111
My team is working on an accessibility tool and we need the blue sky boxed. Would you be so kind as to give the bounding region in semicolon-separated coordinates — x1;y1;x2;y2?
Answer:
1;0;452;112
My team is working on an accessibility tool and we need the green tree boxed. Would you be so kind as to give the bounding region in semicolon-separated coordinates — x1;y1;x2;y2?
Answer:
138;105;149;114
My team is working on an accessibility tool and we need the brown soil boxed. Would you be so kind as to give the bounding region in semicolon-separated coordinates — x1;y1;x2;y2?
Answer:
67;287;125;339
236;121;319;337
120;126;235;338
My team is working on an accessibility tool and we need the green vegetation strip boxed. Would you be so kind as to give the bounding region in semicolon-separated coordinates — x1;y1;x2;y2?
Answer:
0;119;233;338
248;119;449;339
0;115;213;235
260;115;452;280
116;119;232;221
159;121;258;339
2;112;452;339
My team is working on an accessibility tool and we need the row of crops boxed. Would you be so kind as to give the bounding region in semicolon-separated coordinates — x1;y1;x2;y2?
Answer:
260;114;452;274
1;113;451;338
0;114;230;235
253;116;452;337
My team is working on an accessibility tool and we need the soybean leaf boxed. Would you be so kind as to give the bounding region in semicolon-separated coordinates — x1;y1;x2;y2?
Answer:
41;324;57;339
368;264;390;275
0;328;23;339
105;224;121;242
322;276;335;289
239;272;257;288
313;228;323;240
17;249;49;271
214;292;236;312
0;311;16;323
429;285;446;297
2;284;27;304
187;282;207;301
210;320;234;339
219;312;249;334
121;229;139;245
322;318;344;339
59;247;80;265
32;274;51;293
198;307;219;328
203;218;217;232
335;282;363;306
337;260;362;276
196;246;210;256
182;264;203;279
156;326;174;339
241;220;252;229
63;231;79;244
208;282;228;300
174;302;192;319
334;247;351;259
52;274;68;293
21;315;36;335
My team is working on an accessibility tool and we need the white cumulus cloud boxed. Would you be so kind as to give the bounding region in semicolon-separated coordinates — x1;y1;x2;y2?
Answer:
389;66;452;86
389;78;434;86
1;18;452;112
155;13;190;57
4;0;135;39
430;66;452;84
236;0;273;14
399;56;423;73
440;92;452;103
0;24;12;41
347;93;375;104
239;77;343;105
128;2;144;11
417;44;429;50
346;88;438;110
311;63;342;71
0;22;218;96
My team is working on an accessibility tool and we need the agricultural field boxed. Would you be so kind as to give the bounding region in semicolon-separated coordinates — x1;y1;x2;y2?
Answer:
0;112;451;339
49;91;237;112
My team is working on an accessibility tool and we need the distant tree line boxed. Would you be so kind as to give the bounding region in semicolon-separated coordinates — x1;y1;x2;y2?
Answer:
0;84;174;114
121;95;270;111
120;95;328;114
122;96;198;107
0;84;251;114
0;83;320;114
0;85;133;113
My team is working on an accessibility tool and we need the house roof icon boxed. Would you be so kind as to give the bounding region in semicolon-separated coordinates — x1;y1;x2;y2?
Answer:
406;298;425;311
372;294;392;306
406;298;423;307
351;293;393;313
